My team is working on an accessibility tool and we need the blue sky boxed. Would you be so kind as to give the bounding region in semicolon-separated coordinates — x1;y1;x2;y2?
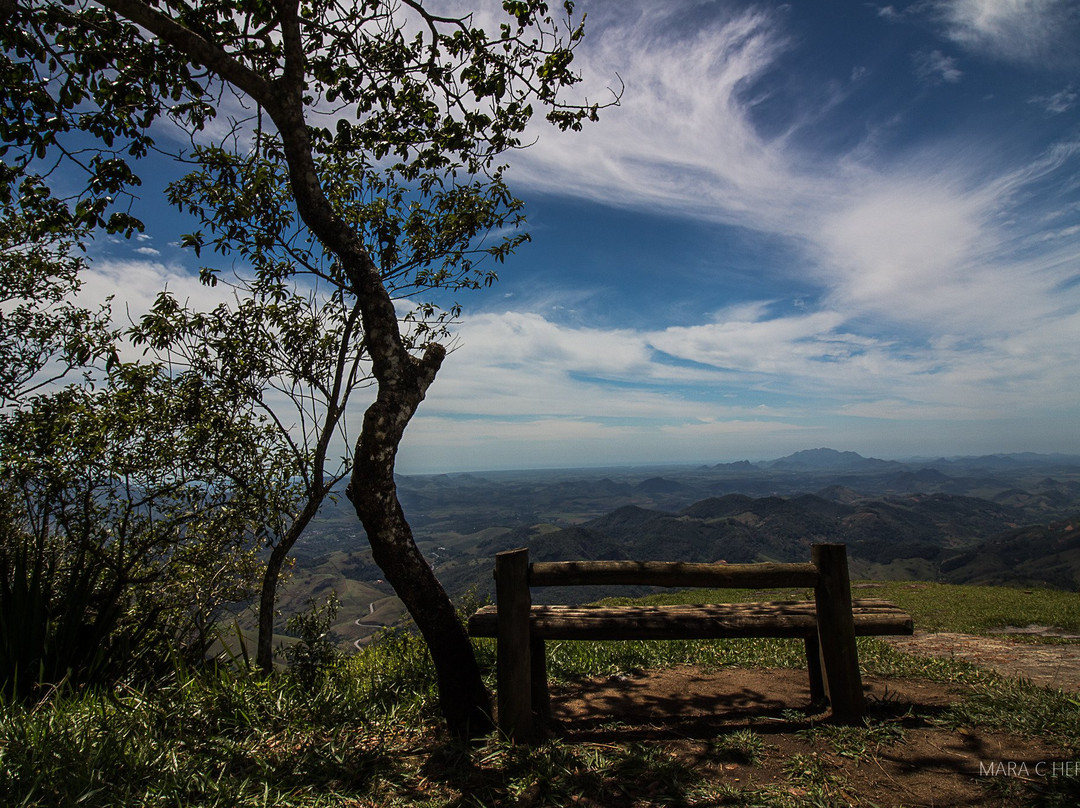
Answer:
80;0;1080;473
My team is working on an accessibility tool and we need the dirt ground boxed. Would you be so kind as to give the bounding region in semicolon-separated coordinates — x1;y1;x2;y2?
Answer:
884;629;1080;692
543;633;1080;807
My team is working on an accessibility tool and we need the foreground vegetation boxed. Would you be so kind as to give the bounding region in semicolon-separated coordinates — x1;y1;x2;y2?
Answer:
4;583;1080;807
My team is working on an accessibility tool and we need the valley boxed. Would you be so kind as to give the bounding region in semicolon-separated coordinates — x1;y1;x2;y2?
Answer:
271;449;1080;653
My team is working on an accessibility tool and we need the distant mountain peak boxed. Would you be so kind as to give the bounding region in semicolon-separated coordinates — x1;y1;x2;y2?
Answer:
634;476;686;493
712;460;757;470
769;448;900;472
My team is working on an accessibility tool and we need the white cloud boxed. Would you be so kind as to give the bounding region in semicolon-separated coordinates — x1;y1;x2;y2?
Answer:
75;258;236;363
79;258;229;319
814;175;1016;327
1029;87;1078;114
932;0;1080;67
393;293;1080;471
427;311;685;420
912;50;963;83
650;305;858;375
417;283;1080;424
510;4;810;232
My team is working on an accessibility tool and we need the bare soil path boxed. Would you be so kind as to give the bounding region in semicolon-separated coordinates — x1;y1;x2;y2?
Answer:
884;630;1080;692
540;634;1080;807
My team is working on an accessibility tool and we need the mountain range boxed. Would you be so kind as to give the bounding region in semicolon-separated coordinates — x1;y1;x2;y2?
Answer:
281;449;1080;645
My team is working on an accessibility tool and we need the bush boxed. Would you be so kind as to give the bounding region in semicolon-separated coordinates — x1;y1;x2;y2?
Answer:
0;367;289;698
283;593;343;688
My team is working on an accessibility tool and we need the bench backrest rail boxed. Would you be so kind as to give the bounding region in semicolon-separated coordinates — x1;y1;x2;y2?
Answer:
528;560;820;589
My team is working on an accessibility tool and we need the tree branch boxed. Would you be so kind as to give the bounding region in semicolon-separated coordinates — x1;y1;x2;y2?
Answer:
95;0;273;101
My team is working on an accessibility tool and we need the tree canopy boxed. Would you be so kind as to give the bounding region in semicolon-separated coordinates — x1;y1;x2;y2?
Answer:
0;182;116;404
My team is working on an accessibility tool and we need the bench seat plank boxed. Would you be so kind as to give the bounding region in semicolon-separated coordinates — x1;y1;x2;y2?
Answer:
468;599;913;641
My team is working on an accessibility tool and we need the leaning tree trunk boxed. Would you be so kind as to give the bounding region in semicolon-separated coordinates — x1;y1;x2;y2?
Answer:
357;503;493;737
282;160;495;735
266;17;492;736
346;348;493;738
273;102;495;735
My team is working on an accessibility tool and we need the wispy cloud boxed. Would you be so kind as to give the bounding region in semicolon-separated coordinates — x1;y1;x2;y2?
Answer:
512;3;809;231
1030;87;1078;114
931;0;1080;68
510;2;1080;336
421;289;1079;420
912;49;963;83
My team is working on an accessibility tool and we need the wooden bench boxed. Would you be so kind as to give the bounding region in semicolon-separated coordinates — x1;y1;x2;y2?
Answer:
467;543;913;740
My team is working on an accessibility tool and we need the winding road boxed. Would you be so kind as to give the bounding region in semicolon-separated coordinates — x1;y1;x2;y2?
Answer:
353;601;383;650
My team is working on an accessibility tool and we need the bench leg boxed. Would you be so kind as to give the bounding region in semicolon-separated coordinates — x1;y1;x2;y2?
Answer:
804;635;827;706
531;636;550;723
496;548;535;740
813;543;866;724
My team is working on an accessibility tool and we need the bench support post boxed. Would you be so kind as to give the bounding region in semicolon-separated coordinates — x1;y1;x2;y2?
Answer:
531;636;550;722
495;547;534;741
804;635;826;705
812;543;866;723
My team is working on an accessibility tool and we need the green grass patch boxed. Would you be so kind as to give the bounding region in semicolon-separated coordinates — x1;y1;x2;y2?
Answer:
798;719;906;762
709;727;769;765
544;636;808;682
867;581;1080;635
0;631;441;808
944;677;1080;751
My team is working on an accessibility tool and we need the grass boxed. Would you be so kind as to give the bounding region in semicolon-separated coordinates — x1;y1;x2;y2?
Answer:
3;582;1080;806
866;581;1080;635
709;727;769;764
0;629;438;808
798;719;905;762
946;677;1080;750
543;634;808;682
